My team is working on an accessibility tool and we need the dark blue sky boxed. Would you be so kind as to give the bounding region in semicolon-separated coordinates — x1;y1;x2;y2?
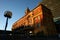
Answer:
0;0;42;31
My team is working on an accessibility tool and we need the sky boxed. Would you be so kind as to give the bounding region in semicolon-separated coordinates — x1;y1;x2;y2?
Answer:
0;0;42;31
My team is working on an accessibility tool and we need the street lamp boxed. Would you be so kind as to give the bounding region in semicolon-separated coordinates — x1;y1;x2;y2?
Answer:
4;11;12;31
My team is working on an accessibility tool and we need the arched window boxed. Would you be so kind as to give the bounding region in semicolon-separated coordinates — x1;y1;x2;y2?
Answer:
34;16;41;28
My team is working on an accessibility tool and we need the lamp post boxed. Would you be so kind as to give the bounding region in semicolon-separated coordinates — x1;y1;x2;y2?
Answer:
3;11;12;40
4;11;12;31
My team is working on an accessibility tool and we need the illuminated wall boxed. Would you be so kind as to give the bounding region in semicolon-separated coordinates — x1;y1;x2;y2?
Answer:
12;4;56;36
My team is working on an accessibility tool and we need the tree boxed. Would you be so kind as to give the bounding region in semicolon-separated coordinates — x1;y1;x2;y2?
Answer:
4;11;12;31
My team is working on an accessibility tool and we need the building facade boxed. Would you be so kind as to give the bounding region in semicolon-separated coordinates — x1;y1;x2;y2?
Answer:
42;0;60;18
12;4;56;36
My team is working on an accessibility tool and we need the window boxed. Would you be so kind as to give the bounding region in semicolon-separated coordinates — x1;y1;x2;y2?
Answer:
38;16;40;19
35;17;38;23
37;23;40;28
34;16;41;28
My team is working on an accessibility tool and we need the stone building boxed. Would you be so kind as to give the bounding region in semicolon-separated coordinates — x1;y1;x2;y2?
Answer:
12;4;56;36
42;0;60;18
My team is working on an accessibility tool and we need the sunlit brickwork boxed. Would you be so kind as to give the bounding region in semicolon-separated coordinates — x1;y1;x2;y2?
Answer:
12;4;56;36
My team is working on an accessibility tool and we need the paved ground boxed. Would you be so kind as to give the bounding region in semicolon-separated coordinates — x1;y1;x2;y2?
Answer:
0;34;60;40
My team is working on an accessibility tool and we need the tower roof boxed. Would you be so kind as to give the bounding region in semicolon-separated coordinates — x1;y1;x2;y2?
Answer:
25;7;30;15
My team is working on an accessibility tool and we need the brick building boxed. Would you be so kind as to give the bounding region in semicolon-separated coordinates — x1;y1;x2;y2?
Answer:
12;4;56;36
